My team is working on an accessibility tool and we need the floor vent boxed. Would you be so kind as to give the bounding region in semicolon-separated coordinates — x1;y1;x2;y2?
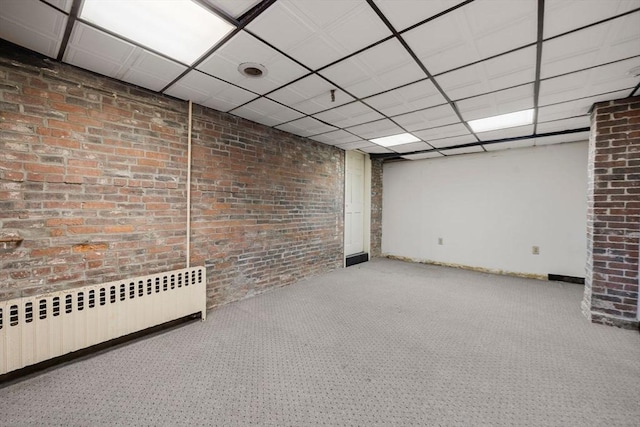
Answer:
0;267;206;376
548;274;585;284
346;252;369;267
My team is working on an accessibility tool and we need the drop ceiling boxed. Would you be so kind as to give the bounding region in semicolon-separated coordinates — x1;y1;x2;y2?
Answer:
1;0;639;160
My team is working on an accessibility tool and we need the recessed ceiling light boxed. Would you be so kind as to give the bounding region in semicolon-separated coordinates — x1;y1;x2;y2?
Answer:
80;0;235;65
238;62;267;78
370;133;420;147
468;109;534;133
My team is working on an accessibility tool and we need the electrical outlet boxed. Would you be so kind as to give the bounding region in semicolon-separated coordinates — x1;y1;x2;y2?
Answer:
438;237;443;245
532;246;540;255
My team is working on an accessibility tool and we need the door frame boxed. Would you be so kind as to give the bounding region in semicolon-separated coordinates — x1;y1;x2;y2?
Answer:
344;150;372;267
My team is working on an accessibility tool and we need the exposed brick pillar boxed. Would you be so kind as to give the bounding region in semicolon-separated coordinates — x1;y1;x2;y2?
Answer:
370;158;383;257
583;95;640;329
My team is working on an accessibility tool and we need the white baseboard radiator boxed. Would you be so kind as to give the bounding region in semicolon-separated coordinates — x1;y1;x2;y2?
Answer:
0;266;206;376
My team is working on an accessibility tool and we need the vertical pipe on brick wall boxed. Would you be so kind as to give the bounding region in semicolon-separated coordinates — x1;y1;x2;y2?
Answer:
186;100;193;267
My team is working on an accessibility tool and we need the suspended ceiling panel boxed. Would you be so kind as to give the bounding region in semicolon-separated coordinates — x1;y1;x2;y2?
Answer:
0;0;639;161
0;0;67;58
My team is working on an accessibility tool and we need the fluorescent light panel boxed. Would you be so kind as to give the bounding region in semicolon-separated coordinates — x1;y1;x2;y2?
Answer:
80;0;235;65
370;133;420;147
468;109;534;133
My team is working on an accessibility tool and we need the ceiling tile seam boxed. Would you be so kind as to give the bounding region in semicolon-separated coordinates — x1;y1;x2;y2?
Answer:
538;55;640;83
431;41;536;79
192;0;240;26
397;0;476;36
543;7;640;43
55;0;82;61
532;0;545;135
236;30;437;153
371;127;591;161
538;87;637;109
364;0;483;150
402;120;469;137
237;0;278;27
537;114;590;125
159;1;277;94
310;35;395;75
40;0;70;15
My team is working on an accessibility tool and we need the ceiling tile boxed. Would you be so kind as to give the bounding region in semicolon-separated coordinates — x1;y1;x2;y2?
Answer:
313;102;384;128
538;57;640;106
230;97;304;127
201;0;261;18
393;104;459;132
477;124;534;142
484;139;535;151
442;145;484;155
64;23;137;78
0;0;67;58
537;89;632;122
402;151;445;160
456;84;534;122
268;74;354;115
429;133;478;148
544;0;640;39
404;0;537;75
310;130;363;145
319;38;425;99
346;119;405;140
275;117;337;137
390;141;433;153
164;70;256;112
536;116;591;134
336;140;375;150
541;12;640;79
79;0;234;65
197;31;308;95
374;0;462;31
364;79;447;117
436;46;536;101
120;50;187;92
247;0;391;70
359;144;394;154
534;132;590;146
413;123;470;141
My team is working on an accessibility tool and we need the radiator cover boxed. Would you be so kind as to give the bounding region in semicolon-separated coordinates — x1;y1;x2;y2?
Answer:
0;266;206;375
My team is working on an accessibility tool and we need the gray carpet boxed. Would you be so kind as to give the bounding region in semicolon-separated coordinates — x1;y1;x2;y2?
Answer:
1;258;638;426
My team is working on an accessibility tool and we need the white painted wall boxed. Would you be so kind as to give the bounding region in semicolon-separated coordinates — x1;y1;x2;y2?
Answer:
382;142;588;277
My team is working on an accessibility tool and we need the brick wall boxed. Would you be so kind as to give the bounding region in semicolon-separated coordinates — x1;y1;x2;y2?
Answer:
0;44;344;308
583;95;640;329
370;158;383;257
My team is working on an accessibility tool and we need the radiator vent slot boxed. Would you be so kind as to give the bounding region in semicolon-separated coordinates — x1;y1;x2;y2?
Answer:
0;266;206;375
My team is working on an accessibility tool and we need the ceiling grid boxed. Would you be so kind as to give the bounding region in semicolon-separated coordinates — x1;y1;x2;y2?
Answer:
0;0;638;159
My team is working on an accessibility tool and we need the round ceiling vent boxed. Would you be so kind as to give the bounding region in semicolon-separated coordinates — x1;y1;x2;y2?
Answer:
238;62;268;78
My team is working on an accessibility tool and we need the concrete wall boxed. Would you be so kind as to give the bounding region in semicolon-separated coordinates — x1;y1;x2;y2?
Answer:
0;44;344;308
382;142;588;278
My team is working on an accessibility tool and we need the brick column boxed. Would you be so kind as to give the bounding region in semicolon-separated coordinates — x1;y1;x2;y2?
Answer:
582;95;640;329
370;158;383;257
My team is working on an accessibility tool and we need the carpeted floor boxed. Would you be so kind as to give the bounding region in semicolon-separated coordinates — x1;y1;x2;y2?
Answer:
1;258;639;426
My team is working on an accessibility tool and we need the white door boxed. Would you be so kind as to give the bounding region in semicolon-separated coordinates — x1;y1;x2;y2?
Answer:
345;151;365;256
